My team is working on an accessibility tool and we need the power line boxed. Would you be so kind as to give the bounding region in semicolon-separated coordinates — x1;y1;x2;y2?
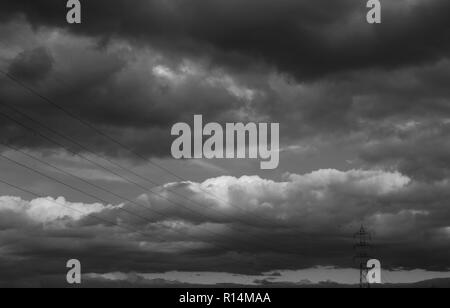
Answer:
0;154;267;255
0;141;192;219
0;109;161;195
0;139;292;254
0;152;263;253
0;153;162;225
0;110;294;254
0;177;245;264
0;70;278;226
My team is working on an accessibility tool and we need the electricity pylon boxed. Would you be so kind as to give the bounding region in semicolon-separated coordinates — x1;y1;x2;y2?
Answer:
354;225;372;288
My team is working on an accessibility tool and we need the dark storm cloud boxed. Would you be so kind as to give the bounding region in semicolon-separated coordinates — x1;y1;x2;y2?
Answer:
358;119;450;181
0;0;450;163
1;0;450;80
8;47;54;83
0;30;249;158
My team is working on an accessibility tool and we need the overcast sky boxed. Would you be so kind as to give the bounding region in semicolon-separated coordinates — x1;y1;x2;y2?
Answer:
1;0;450;287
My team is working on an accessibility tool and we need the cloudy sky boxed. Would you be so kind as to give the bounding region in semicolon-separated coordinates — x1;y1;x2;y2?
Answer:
1;0;450;287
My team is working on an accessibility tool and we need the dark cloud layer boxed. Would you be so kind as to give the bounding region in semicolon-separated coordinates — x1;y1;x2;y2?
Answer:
8;47;54;83
0;0;449;167
2;0;450;80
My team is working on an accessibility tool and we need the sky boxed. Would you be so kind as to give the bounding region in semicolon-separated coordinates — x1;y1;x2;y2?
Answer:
1;0;450;287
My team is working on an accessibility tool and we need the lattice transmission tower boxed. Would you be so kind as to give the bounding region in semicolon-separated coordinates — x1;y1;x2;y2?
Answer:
354;225;372;288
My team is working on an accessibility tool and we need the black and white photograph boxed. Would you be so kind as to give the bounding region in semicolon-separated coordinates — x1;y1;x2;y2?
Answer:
1;0;450;293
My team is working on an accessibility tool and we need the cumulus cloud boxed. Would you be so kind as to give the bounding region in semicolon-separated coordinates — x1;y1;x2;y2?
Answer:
0;195;115;222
